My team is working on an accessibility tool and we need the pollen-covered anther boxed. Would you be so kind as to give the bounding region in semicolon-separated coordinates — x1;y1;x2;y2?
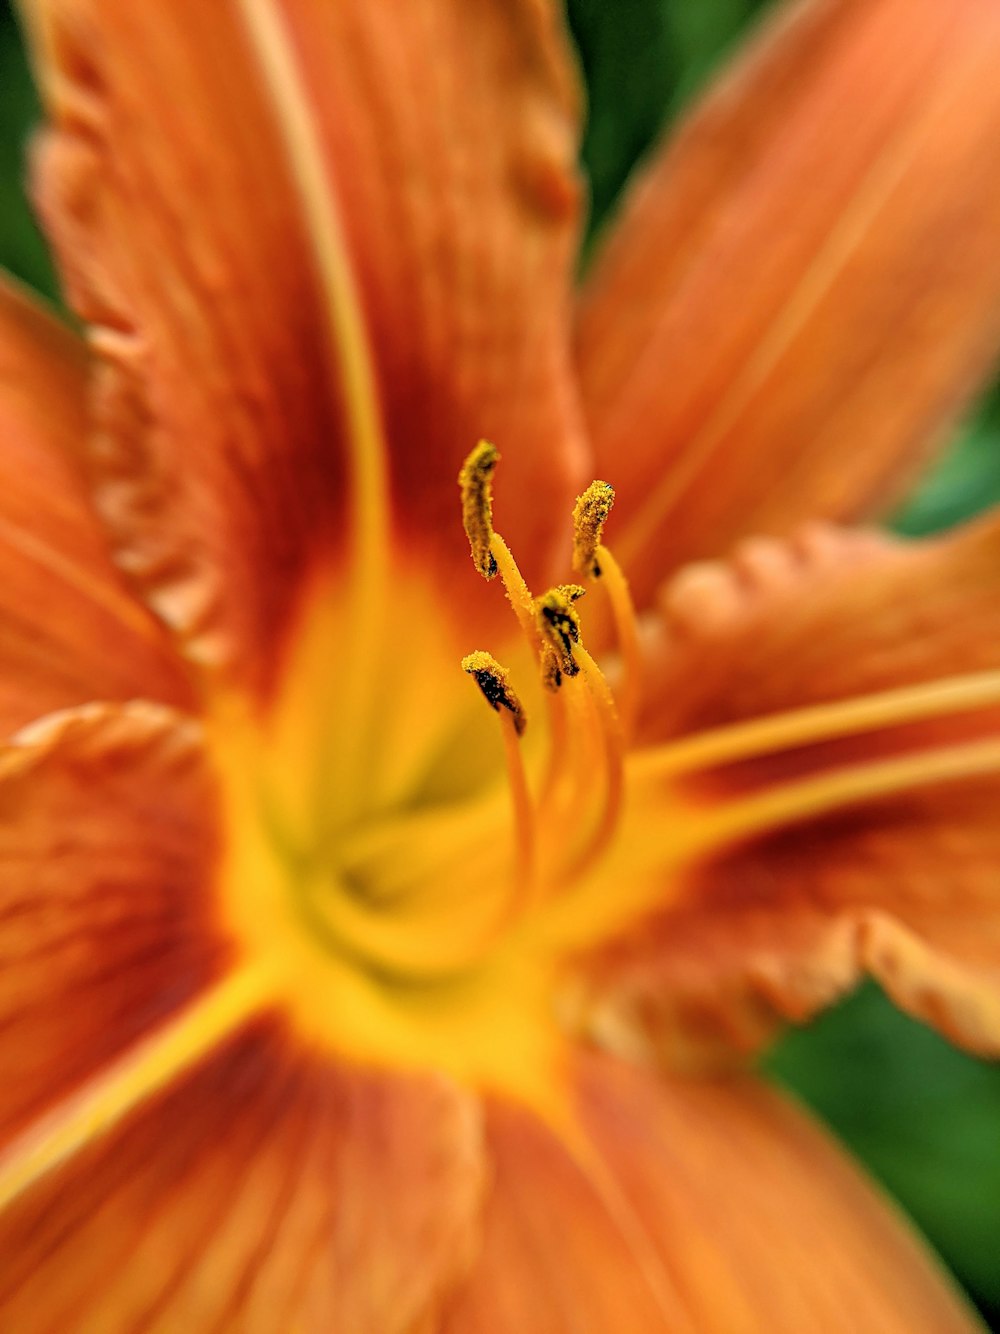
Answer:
458;440;500;579
535;584;586;690
571;480;615;577
461;650;527;735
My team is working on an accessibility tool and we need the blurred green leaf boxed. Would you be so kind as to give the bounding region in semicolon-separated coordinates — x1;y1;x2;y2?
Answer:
893;382;1000;537
567;0;773;252
0;2;56;298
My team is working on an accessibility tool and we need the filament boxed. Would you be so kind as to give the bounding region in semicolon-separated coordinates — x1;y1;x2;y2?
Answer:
594;542;642;738
564;645;625;880
499;707;538;911
489;532;541;643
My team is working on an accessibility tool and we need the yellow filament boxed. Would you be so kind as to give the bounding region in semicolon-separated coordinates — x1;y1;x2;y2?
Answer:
539;688;571;808
565;644;626;878
461;650;536;904
499;708;538;911
594;542;642;738
632;670;1000;780
0;962;278;1213
489;533;539;641
553;672;604;827
682;737;1000;855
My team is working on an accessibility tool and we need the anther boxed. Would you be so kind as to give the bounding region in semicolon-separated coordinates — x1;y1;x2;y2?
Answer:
535;584;586;690
572;481;615;577
458;440;500;579
462;650;527;735
571;479;641;737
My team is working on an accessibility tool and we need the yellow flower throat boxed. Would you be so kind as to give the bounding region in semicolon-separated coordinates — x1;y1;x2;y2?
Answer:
210;443;645;1111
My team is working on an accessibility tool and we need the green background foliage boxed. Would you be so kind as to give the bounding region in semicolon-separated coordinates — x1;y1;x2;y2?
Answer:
1;0;999;1322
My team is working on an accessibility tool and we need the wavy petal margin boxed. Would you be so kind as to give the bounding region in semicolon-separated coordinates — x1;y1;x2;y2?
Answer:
577;521;1000;1062
0;273;191;729
21;0;588;695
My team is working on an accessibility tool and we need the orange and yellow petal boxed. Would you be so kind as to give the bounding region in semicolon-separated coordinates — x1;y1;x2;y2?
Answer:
640;518;1000;738
274;0;589;601
443;1050;977;1333
0;1017;484;1332
575;521;1000;1062
21;0;358;699
22;0;588;697
576;0;1000;604
0;702;227;1145
0;701;485;1330
0;273;191;731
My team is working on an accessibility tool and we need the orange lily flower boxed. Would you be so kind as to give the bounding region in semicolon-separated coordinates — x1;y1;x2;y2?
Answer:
2;0;1000;1327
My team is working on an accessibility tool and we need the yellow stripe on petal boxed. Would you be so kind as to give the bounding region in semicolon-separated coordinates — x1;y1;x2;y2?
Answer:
632;670;1000;779
235;0;391;825
0;962;279;1214
682;738;1000;856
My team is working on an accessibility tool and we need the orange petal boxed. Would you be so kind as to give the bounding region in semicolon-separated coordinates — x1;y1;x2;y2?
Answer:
24;0;587;694
0;1017;484;1332
579;520;1000;1062
443;1050;977;1332
0;273;191;731
273;0;589;594
576;0;1000;604
0;701;227;1145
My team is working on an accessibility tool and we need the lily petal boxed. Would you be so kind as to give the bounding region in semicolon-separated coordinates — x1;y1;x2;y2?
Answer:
443;1051;977;1332
0;702;226;1146
576;0;1000;603
0;273;191;731
578;520;1000;1062
272;0;589;594
23;0;587;692
0;1019;484;1332
0;702;484;1328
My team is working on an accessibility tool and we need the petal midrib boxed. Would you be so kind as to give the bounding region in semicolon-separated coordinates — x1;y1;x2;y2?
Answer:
234;0;391;824
0;961;279;1216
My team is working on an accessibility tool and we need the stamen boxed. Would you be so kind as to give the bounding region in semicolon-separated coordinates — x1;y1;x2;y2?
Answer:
456;445;633;897
572;480;615;578
535;584;587;691
566;645;625;879
462;652;536;898
572;480;641;736
458;440;500;579
489;534;539;640
593;543;642;737
462;650;527;736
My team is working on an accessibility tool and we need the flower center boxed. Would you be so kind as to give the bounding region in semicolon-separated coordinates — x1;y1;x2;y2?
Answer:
207;444;643;1105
